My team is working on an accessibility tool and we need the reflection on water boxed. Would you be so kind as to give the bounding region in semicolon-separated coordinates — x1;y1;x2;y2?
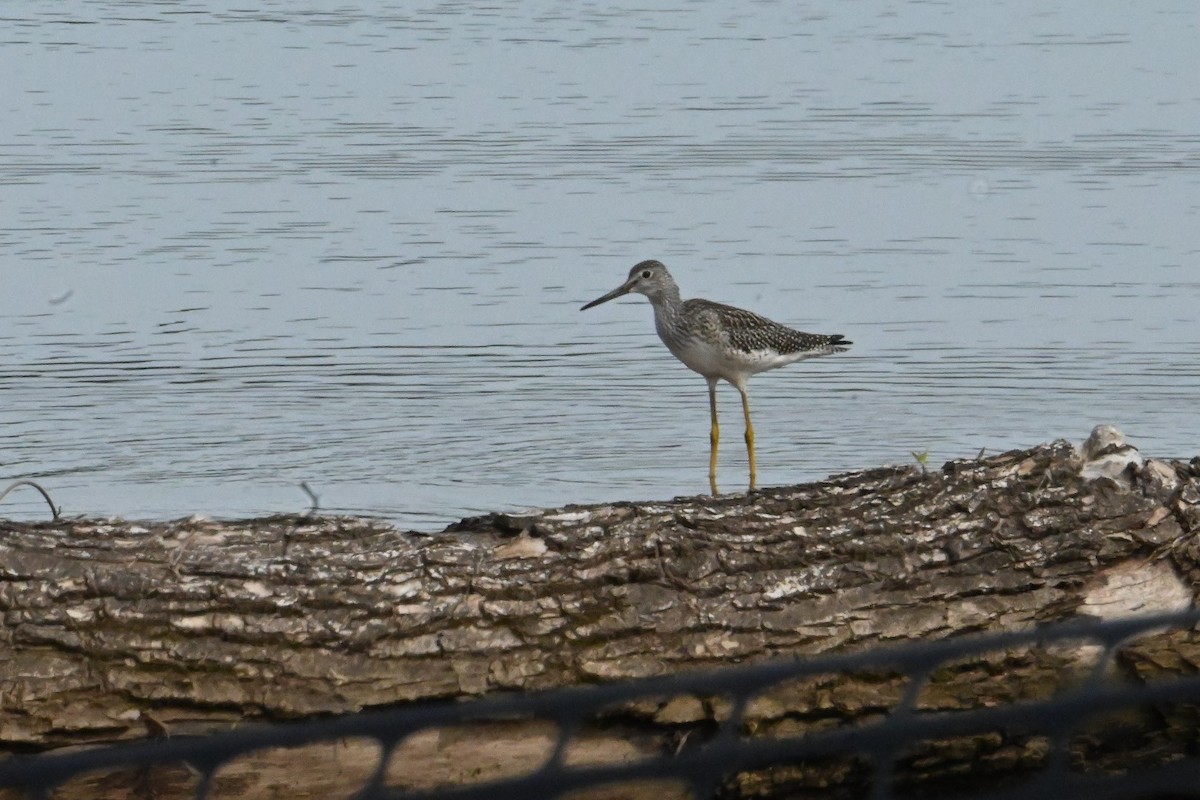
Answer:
1;2;1198;528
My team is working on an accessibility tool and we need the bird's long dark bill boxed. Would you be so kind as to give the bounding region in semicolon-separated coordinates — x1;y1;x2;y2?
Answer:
580;280;635;311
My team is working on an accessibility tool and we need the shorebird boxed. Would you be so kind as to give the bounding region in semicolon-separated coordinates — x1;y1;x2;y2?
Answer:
581;259;851;494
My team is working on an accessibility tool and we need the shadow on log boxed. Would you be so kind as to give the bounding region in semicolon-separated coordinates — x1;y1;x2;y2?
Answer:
2;429;1200;798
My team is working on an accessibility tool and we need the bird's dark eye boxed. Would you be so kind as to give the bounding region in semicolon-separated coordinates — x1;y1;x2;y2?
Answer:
641;270;652;279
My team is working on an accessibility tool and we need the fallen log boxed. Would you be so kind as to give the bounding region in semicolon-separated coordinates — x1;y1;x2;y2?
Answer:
2;427;1199;799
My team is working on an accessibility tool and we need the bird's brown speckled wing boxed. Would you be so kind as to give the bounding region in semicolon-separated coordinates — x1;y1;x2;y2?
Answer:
682;298;850;355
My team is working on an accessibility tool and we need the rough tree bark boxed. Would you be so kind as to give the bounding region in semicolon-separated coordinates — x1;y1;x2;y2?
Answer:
2;431;1200;799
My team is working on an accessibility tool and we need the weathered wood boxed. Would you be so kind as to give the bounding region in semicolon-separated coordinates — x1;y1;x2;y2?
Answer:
2;432;1200;798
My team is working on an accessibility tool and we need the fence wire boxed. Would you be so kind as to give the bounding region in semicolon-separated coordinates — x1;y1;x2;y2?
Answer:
2;610;1200;799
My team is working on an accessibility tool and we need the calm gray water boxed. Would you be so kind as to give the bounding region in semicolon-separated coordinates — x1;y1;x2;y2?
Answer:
2;3;1198;528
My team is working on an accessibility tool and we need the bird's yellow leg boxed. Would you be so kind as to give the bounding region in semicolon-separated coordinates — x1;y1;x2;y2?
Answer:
738;385;756;492
707;379;719;495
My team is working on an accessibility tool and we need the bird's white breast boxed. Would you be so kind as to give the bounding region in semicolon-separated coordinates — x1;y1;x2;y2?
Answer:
665;336;810;382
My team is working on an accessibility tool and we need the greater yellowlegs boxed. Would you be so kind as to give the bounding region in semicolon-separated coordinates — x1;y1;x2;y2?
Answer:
581;259;851;494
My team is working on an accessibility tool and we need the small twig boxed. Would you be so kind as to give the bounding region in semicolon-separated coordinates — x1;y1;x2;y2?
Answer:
0;480;61;520
282;482;321;556
299;481;320;516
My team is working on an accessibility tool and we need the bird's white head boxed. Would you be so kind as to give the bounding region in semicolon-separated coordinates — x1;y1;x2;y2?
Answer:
581;259;679;310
